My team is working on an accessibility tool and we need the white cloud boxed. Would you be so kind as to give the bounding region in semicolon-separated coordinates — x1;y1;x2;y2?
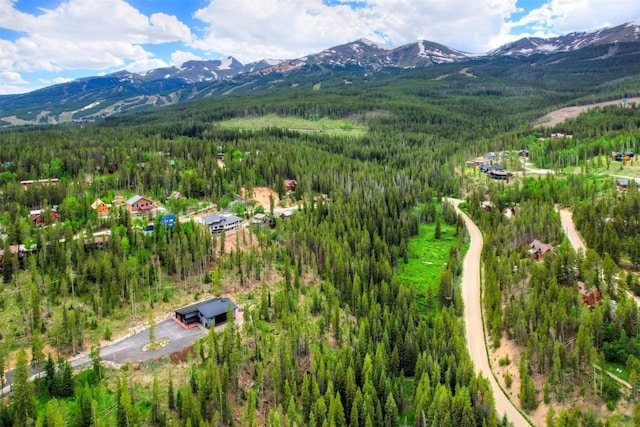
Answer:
512;0;640;35
191;0;523;60
125;57;169;73
0;71;26;83
0;0;192;76
171;50;203;67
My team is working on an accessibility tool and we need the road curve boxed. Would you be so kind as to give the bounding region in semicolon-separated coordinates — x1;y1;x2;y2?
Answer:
450;199;531;427
558;208;640;309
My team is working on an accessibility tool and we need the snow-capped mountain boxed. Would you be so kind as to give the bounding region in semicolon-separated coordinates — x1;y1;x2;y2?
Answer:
141;57;246;83
489;21;640;56
1;19;638;125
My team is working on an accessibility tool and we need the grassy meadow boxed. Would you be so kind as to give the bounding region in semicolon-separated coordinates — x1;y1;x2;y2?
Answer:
397;216;459;301
216;114;367;136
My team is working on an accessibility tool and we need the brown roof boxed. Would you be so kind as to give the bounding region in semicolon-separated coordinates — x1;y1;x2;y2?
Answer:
530;239;554;254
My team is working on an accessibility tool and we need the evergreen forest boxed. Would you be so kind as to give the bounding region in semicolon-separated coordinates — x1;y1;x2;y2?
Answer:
0;47;639;427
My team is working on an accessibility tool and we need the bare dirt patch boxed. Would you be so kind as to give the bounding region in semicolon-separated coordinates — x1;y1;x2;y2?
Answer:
242;186;280;209
537;97;640;127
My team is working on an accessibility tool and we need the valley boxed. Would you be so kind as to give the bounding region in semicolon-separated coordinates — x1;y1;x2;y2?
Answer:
0;17;640;427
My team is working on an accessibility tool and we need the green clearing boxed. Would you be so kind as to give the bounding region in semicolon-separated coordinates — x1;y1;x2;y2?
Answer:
216;114;367;136
397;218;458;295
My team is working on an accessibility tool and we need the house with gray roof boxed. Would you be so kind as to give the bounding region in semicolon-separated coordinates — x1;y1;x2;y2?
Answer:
174;297;240;329
201;214;242;234
126;194;155;213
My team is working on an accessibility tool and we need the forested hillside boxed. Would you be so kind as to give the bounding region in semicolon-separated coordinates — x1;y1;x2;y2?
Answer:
0;51;639;426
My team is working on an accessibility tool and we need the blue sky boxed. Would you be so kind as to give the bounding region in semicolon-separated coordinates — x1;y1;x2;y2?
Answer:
0;0;638;95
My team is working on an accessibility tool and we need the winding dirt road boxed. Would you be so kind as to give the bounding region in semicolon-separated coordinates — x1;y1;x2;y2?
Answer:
451;199;531;427
558;208;640;309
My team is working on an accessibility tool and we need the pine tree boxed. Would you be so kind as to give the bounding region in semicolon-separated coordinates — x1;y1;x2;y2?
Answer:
11;349;36;427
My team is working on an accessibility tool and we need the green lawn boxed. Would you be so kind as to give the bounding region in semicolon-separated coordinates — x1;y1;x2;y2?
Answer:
216;114;367;137
397;219;458;295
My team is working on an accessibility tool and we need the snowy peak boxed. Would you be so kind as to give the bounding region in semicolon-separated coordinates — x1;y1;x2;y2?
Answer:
489;20;640;56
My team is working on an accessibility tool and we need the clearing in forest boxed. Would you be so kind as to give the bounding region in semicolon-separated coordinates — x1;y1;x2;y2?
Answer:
536;97;640;127
397;217;459;300
216;114;367;136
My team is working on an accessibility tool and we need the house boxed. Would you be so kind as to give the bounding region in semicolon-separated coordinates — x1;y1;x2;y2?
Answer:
527;239;554;260
29;206;58;225
169;191;184;200
125;195;155;213
251;213;268;226
479;164;504;174
578;281;602;306
20;178;59;191
518;149;529;157
616;178;640;192
174;297;241;329
284;179;297;192
279;209;295;220
91;199;110;217
201;214;242;234
488;170;509;180
612;151;634;162
83;235;110;251
551;133;573;139
0;244;32;271
159;214;177;227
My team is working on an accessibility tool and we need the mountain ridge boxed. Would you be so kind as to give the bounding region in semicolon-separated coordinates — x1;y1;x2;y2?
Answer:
1;19;639;125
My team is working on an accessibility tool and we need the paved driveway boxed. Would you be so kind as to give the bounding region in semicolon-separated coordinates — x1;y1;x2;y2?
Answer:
73;319;208;368
1;319;208;395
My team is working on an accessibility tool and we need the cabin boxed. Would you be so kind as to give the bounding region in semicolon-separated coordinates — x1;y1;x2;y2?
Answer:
616;178;640;192
518;149;529;157
201;214;242;234
169;191;184;200
91;199;111;217
174;297;241;329
20;178;59;191
284;179;297;192
527;239;554;261
578;281;602;306
125;195;155;213
29;206;58;225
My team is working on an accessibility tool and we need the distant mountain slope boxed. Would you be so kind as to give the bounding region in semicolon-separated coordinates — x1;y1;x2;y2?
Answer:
489;20;640;56
0;20;638;125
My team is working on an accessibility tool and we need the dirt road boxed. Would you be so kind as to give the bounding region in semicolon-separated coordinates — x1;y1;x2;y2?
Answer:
451;199;531;427
559;207;640;308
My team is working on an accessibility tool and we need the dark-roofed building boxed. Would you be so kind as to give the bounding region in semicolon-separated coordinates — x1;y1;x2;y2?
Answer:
174;297;240;329
202;214;242;234
616;178;640;192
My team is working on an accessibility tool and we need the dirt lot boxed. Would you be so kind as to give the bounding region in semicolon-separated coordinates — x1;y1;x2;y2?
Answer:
537;97;640;127
241;186;280;209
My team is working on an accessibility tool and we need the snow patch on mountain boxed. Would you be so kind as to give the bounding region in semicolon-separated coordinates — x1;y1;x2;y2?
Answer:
359;38;390;49
218;57;233;70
